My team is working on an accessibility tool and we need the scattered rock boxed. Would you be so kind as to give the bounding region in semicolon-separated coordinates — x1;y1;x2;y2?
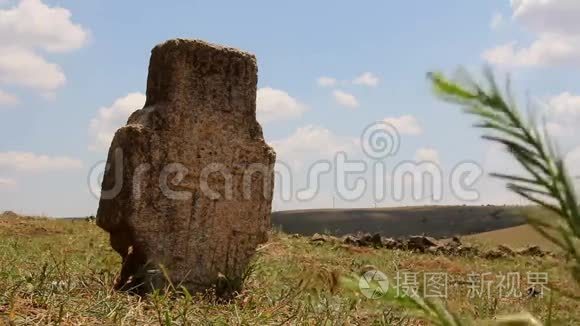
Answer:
451;236;462;245
426;245;444;255
311;233;326;243
407;235;439;252
446;237;463;251
325;232;550;261
370;233;383;247
483;249;507;259
342;235;358;245
1;211;19;218
516;245;545;257
310;233;338;244
381;237;399;249
497;244;516;257
96;39;276;296
456;244;479;256
357;233;374;247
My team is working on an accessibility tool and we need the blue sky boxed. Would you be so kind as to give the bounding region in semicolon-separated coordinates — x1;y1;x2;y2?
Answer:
0;0;579;216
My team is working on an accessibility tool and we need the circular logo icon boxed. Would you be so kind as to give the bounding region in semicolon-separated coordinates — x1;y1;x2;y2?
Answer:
360;121;400;160
359;269;389;299
87;160;107;199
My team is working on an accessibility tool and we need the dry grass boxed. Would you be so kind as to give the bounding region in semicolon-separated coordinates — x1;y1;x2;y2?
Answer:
0;213;578;325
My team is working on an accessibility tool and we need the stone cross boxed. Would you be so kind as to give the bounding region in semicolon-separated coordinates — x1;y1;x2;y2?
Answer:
96;39;276;296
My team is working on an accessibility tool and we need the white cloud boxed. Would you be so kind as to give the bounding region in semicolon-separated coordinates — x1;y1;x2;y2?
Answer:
474;143;525;205
545;121;571;138
0;0;88;95
541;92;580;142
270;125;359;171
257;87;307;124
0;88;18;106
415;148;440;163
566;146;580;181
269;126;360;210
0;47;66;90
484;0;580;67
332;90;359;109
490;12;504;30
0;0;88;52
353;72;379;87
0;177;16;188
547;92;580;121
270;125;357;158
0;152;82;171
88;92;146;151
383;115;422;135
483;35;580;67
512;0;580;35
317;76;337;87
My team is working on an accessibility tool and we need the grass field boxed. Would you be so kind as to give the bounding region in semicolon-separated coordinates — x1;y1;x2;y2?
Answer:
0;212;578;325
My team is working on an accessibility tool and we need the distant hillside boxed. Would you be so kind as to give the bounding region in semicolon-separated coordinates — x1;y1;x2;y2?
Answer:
271;205;527;238
465;224;560;251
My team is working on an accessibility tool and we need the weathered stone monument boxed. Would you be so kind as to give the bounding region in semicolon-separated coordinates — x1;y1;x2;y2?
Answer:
96;39;276;295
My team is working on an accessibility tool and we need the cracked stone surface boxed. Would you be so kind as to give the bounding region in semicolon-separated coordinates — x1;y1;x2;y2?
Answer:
96;39;276;295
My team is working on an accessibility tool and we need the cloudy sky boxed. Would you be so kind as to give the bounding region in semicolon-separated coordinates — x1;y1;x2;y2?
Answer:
0;0;579;216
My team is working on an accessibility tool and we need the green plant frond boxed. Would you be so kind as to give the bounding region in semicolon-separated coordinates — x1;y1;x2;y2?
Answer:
482;66;500;95
489;173;541;186
453;66;479;92
512;159;551;187
555;161;580;231
464;106;510;125
508;184;554;198
504;75;518;113
526;213;560;231
481;136;549;176
529;222;569;253
475;121;529;144
509;186;563;216
556;224;580;260
427;72;478;103
423;298;464;326
428;66;580;267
